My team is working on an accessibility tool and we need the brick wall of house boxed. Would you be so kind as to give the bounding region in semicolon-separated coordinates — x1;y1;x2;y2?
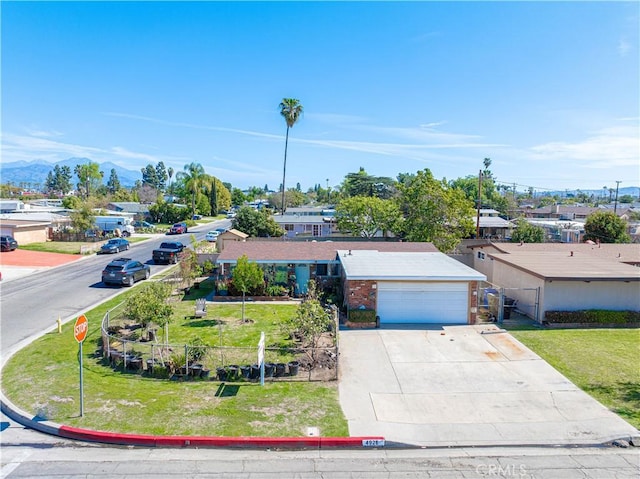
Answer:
469;280;478;324
344;279;377;311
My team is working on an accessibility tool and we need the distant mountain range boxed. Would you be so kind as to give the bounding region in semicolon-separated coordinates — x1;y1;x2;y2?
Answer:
0;158;141;188
0;158;638;200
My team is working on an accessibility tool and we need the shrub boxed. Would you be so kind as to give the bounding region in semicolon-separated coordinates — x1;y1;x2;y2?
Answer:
544;310;640;324
348;308;376;323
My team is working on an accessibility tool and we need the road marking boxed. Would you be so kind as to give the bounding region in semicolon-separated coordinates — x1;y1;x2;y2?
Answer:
1;449;32;479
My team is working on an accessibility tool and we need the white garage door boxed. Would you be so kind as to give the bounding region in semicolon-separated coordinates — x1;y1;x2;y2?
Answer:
377;282;469;324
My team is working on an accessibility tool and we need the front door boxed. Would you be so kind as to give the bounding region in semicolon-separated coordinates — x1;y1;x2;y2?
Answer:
294;264;310;295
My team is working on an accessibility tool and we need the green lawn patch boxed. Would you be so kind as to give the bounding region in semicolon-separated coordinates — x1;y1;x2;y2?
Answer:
2;288;348;437
510;328;640;429
22;237;150;255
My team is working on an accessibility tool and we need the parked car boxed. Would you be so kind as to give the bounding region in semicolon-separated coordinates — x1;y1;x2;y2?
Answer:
205;231;220;242
168;222;188;234
0;235;18;252
101;257;150;286
152;241;185;264
99;238;130;254
132;220;154;229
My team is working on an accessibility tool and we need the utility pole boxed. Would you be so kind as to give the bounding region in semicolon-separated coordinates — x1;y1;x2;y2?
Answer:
476;170;482;238
614;181;621;214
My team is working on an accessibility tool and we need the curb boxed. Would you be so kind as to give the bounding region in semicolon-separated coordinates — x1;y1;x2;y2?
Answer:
2;389;385;450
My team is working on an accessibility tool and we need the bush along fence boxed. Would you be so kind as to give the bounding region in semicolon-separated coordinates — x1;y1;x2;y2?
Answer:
100;302;339;382
543;310;640;327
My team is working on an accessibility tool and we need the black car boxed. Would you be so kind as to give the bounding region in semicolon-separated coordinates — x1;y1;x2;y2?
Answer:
102;257;150;286
0;235;18;252
99;238;130;254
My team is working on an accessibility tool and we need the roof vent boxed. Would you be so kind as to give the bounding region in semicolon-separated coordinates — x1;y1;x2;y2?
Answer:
570;251;574;257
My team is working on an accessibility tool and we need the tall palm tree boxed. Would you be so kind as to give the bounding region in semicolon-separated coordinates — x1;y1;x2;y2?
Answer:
279;98;303;214
177;162;205;215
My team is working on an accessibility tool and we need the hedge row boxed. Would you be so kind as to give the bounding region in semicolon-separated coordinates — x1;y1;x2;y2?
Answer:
544;310;640;324
348;309;377;323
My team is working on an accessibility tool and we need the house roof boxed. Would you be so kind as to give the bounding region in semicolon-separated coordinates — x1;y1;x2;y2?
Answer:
476;216;512;228
217;240;439;262
338;250;486;281
488;251;640;281
470;242;640;265
273;216;335;224
219;229;248;239
107;202;150;214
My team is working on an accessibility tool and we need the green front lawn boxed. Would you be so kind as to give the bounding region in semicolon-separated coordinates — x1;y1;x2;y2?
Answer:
22;237;151;255
2;287;347;437
510;328;640;429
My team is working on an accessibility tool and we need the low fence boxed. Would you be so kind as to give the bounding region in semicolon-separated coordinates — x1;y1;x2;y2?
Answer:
100;299;339;382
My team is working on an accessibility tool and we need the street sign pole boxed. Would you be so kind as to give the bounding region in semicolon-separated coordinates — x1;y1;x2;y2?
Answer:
79;342;84;417
258;332;265;387
74;314;89;417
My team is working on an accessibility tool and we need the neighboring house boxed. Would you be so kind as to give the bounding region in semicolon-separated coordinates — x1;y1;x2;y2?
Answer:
0;219;51;244
468;242;640;322
0;200;27;213
473;209;513;239
106;202;150;217
216;228;249;252
216;240;485;324
523;205;604;220
274;207;337;238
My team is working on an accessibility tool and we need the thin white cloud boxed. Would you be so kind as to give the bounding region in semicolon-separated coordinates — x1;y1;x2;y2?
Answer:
618;38;631;57
25;127;64;138
529;124;639;167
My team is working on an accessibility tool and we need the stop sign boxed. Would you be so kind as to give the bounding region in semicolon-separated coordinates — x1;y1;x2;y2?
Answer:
74;315;88;343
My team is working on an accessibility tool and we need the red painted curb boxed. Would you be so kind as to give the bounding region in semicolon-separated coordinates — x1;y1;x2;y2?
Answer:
58;426;385;448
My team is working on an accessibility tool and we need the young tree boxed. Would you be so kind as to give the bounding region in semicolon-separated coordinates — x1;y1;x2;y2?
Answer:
510;218;545;243
397;169;475;252
336;196;401;238
584;211;631;243
279;98;304;214
231;255;264;322
124;282;173;340
69;203;95;233
286;280;331;377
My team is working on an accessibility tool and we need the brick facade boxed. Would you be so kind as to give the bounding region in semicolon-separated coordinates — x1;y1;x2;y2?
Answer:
344;279;377;311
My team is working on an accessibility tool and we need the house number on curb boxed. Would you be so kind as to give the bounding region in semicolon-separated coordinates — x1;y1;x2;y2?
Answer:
74;314;88;417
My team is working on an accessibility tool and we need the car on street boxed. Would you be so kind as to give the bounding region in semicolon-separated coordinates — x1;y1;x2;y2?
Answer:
205;230;220;242
168;222;188;234
101;257;150;286
99;238;130;254
0;235;18;252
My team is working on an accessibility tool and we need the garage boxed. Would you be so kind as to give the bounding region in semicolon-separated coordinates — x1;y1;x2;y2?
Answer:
377;282;469;324
339;249;486;326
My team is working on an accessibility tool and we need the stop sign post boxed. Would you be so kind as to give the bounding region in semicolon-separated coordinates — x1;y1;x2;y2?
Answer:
74;315;88;416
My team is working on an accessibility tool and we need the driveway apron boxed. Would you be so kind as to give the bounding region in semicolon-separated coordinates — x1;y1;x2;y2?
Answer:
338;324;639;447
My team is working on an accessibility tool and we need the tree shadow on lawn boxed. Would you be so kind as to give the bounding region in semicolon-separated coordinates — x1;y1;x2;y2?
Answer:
583;381;640;422
185;319;223;328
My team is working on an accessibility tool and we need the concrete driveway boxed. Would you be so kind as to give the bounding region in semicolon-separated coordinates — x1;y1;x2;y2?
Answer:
338;324;639;447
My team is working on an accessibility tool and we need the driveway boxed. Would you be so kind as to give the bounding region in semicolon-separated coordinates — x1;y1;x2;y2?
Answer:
0;249;83;281
338;324;639;447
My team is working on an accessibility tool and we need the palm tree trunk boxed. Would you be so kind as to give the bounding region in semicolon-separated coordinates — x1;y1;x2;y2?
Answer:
281;125;290;215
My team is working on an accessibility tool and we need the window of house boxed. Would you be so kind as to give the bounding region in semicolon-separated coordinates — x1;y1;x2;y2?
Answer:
312;224;321;236
477;252;485;260
284;224;294;232
315;264;328;276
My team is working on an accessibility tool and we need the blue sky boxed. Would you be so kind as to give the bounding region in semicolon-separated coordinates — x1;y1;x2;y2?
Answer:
2;1;638;193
